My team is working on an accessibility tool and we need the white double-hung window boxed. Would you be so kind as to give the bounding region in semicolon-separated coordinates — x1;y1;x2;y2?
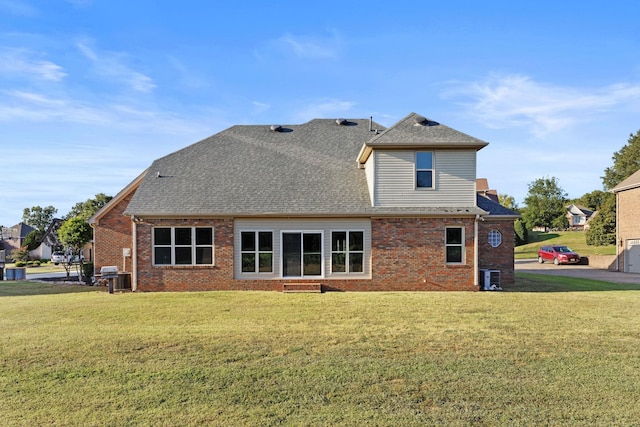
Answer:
416;151;434;189
241;231;273;273
445;227;464;264
331;231;364;274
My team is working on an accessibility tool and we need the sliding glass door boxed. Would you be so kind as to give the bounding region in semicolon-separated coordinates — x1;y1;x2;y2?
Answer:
282;232;322;277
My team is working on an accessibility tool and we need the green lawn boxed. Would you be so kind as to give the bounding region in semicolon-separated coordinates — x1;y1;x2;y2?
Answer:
515;230;616;259
1;279;639;425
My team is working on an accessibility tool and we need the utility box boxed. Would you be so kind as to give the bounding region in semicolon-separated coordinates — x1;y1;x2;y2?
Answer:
117;272;132;290
479;269;501;291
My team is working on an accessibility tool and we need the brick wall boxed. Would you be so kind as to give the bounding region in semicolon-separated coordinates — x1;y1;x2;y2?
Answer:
93;193;134;275
135;218;238;292
129;216;479;292
477;219;516;285
366;217;476;291
616;189;640;271
94;212;519;292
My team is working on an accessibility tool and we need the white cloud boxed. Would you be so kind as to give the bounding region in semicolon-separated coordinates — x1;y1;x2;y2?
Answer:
0;0;37;16
166;55;208;89
0;89;216;136
76;41;156;93
251;101;270;114
0;48;67;81
445;74;640;137
292;99;356;122
261;30;342;60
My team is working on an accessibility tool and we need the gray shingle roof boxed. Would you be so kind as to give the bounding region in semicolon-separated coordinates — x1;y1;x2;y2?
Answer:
611;168;640;193
366;112;488;147
476;194;520;218
124;116;489;217
357;112;488;164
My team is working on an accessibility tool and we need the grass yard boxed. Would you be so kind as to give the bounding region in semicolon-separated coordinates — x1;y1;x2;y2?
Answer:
1;278;640;426
515;230;616;259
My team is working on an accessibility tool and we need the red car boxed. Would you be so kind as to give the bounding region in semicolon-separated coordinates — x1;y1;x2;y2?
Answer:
537;245;581;265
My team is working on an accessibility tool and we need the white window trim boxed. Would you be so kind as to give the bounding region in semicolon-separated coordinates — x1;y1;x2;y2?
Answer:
280;230;324;279
240;230;274;274
330;230;365;275
488;229;502;248
152;226;215;266
445;226;465;265
415;151;435;190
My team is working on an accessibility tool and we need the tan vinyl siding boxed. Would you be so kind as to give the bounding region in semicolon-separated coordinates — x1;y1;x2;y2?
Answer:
373;149;476;207
234;218;371;280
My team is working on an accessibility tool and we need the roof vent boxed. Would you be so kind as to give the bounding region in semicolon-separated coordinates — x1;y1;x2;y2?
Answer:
413;115;427;126
336;118;347;126
270;125;282;132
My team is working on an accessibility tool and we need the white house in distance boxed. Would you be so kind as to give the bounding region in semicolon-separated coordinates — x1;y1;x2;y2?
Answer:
565;204;595;230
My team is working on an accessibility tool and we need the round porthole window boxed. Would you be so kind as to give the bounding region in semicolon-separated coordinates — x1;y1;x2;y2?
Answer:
488;230;502;247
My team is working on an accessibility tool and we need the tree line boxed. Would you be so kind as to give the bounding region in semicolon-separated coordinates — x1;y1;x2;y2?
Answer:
500;129;640;246
4;194;113;280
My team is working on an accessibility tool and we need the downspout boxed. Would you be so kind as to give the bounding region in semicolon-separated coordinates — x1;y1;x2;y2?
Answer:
132;216;138;292
474;214;480;288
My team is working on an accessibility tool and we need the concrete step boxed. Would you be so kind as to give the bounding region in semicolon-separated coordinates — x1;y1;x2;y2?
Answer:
282;282;322;293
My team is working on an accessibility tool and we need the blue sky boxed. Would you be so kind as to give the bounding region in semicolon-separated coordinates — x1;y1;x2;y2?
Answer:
1;0;639;227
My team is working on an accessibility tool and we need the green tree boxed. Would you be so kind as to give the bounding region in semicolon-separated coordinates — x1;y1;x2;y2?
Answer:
522;177;567;231
23;230;43;251
552;215;569;231
602;130;640;190
514;219;528;246
572;190;611;212
586;195;616;246
58;216;93;281
11;246;30;262
587;130;640;246
66;193;113;220
498;194;519;212
22;205;57;233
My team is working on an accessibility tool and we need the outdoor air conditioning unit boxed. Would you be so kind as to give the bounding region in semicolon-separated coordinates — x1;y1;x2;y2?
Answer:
480;269;501;291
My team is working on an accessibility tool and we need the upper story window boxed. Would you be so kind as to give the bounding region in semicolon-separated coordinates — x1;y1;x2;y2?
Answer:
153;227;214;266
415;151;434;188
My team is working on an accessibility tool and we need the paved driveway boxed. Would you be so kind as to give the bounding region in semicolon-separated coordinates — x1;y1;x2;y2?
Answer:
515;259;640;284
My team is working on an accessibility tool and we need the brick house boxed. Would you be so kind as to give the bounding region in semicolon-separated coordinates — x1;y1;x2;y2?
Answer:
611;169;640;273
0;222;34;261
90;112;519;292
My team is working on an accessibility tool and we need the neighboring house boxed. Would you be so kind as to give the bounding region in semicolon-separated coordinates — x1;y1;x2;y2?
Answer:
565;204;595;230
0;222;34;260
611;169;640;273
29;218;63;260
476;178;499;203
90;112;519;292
